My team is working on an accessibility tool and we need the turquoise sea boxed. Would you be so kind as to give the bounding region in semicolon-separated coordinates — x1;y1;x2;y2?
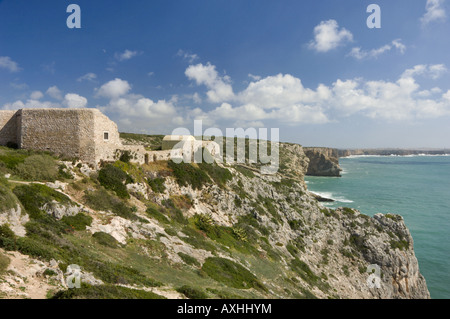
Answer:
305;155;450;299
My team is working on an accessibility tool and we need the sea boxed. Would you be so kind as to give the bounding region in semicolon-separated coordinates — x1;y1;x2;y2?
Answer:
304;155;450;299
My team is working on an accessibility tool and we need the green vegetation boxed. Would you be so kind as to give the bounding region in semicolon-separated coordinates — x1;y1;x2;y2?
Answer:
13;183;73;219
234;165;256;178
178;252;200;267
390;239;409;251
0;178;18;211
93;232;119;248
202;257;266;291
176;285;209;299
52;283;165;299
14;155;59;182
168;161;211;190
290;258;321;287
197;162;232;188
147;177;166;193
0;251;10;275
83;188;147;223
61;213;93;231
98;164;131;199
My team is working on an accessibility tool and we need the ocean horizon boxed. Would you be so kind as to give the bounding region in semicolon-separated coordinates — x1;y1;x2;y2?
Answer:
305;155;450;299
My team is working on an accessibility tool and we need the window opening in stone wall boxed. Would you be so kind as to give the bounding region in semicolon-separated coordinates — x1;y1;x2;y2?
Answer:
104;132;109;141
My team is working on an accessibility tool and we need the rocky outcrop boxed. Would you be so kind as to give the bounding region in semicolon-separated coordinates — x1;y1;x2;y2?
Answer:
303;147;342;177
337;148;450;157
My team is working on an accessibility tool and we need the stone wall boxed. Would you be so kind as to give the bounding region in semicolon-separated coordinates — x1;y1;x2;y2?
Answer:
0;110;19;147
92;109;122;163
19;109;83;160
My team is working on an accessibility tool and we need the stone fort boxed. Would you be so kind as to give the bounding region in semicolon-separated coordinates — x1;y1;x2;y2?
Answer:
0;108;217;166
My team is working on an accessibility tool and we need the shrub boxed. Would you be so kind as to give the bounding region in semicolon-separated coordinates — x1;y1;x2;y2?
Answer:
176;285;208;299
168;161;211;190
147;177;166;193
197;162;232;188
202;257;266;291
146;206;170;224
178;252;200;267
61;213;93;231
92;232;119;248
84;188;147;223
0;251;10;274
97;165;130;199
13;183;72;219
0;179;18;211
51;284;165;299
14;154;59;181
290;258;321;286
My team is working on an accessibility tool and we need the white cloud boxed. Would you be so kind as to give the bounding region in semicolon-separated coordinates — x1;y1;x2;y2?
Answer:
421;0;446;25
248;74;261;81
64;93;88;108
185;63;235;103
77;73;97;82
46;86;63;100
96;78;132;99
308;20;353;52
177;50;199;63
10;82;28;90
30;91;44;100
349;39;406;60
401;64;447;79
114;50;140;61
0;56;20;72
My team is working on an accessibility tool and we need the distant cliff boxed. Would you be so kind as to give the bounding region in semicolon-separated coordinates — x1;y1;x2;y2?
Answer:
337;148;450;157
303;147;342;177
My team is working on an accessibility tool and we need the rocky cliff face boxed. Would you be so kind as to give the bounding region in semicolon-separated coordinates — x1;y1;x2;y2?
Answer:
0;141;429;299
303;147;342;177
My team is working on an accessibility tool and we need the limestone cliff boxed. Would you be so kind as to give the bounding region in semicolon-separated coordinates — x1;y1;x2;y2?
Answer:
0;141;429;299
303;147;342;177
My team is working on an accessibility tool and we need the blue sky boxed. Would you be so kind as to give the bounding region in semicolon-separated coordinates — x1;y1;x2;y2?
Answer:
1;0;450;148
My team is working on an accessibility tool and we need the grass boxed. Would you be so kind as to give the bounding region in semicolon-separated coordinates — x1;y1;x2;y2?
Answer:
176;285;209;299
178;252;201;267
83;188;147;223
51;283;166;299
197;162;232;188
0;251;10;275
202;257;266;291
93;232;119;248
0;178;18;211
13;183;73;219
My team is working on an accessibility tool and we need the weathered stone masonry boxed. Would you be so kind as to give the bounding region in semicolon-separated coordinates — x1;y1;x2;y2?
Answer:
0;108;121;165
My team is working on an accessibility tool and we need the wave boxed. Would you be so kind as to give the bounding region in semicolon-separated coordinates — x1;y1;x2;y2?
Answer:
310;191;354;203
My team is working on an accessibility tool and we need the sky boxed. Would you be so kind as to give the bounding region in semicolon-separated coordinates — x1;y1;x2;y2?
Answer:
1;0;450;149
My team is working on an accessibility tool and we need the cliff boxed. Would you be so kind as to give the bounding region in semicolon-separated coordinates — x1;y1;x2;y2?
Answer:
0;141;429;299
303;147;342;177
337;148;450;157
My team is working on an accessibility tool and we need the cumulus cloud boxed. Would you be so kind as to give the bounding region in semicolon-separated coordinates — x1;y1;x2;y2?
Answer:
30;91;44;100
46;86;63;100
308;20;353;52
95;78;131;99
421;0;446;25
349;39;406;60
77;73;97;82
185;63;235;103
0;56;20;72
114;50;141;61
186;62;450;126
64;93;88;108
